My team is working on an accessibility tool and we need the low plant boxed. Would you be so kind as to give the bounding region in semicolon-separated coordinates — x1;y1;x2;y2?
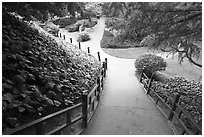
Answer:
52;17;77;28
66;24;80;32
42;22;59;37
77;33;90;42
76;19;97;28
134;54;167;77
101;30;135;48
151;76;202;128
84;20;97;28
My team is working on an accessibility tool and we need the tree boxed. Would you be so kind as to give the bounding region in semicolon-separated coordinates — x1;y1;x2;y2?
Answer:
2;2;85;21
102;2;202;67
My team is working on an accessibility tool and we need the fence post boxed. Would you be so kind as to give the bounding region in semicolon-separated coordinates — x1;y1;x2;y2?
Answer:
70;38;72;43
78;42;81;49
63;35;65;40
97;52;101;62
97;77;101;101
139;68;145;82
168;93;180;121
105;58;107;70
101;69;104;89
147;73;154;94
88;47;90;53
82;90;88;128
102;62;106;77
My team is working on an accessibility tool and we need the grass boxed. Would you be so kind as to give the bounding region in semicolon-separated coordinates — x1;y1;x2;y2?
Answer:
102;47;202;82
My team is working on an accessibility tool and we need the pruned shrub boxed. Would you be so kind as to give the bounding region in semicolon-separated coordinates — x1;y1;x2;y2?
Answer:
151;76;202;128
152;71;170;82
52;17;77;28
134;54;167;77
101;30;135;48
77;33;90;42
76;19;97;28
84;20;97;28
65;24;80;32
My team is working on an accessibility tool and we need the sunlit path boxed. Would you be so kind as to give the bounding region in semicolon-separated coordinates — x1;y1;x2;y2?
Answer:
60;17;174;135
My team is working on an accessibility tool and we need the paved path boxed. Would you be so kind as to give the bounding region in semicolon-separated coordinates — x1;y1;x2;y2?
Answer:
60;17;174;135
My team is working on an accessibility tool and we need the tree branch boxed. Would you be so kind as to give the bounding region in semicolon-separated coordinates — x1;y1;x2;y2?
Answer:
186;52;202;67
143;9;202;13
172;45;202;68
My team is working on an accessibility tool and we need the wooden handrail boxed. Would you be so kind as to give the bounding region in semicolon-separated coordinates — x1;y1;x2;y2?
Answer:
172;111;193;135
139;70;202;135
3;103;82;135
150;89;172;110
88;84;98;98
176;104;202;133
3;36;108;135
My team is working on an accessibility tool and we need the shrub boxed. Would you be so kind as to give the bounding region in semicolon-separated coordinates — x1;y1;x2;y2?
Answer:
77;33;90;42
140;34;157;47
42;22;59;37
84;20;97;28
151;76;202;128
100;30;114;48
65;24;80;32
76;19;97;28
152;71;170;82
134;54;167;77
52;17;77;28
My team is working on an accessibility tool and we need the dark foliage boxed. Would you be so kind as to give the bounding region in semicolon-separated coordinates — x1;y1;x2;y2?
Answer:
2;13;100;132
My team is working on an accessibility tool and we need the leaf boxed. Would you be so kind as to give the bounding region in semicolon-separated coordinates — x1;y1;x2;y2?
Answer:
42;95;54;106
3;93;14;103
8;100;23;109
64;99;73;106
7;117;19;128
53;100;61;107
18;107;26;112
28;85;42;98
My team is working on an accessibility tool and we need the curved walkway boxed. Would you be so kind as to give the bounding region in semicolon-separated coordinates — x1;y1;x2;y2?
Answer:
60;17;174;135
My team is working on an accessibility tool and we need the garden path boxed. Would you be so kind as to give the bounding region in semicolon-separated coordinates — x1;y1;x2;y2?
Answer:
60;17;174;135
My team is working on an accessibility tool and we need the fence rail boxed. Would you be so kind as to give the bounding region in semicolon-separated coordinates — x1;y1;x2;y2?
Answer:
3;35;108;135
139;68;202;135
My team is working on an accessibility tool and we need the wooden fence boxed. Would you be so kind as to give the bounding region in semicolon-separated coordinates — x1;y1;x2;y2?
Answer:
139;68;202;135
3;34;108;135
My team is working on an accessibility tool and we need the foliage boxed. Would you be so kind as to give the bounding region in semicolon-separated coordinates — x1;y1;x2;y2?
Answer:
84;20;98;28
100;30;115;48
63;18;97;32
41;22;59;37
3;2;85;22
77;33;91;42
2;13;100;131
134;54;167;76
52;17;77;28
151;76;202;128
102;2;202;67
66;24;80;32
83;2;102;18
101;30;140;48
105;17;127;29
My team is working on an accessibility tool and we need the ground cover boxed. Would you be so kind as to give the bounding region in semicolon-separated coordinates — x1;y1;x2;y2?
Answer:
2;13;100;132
